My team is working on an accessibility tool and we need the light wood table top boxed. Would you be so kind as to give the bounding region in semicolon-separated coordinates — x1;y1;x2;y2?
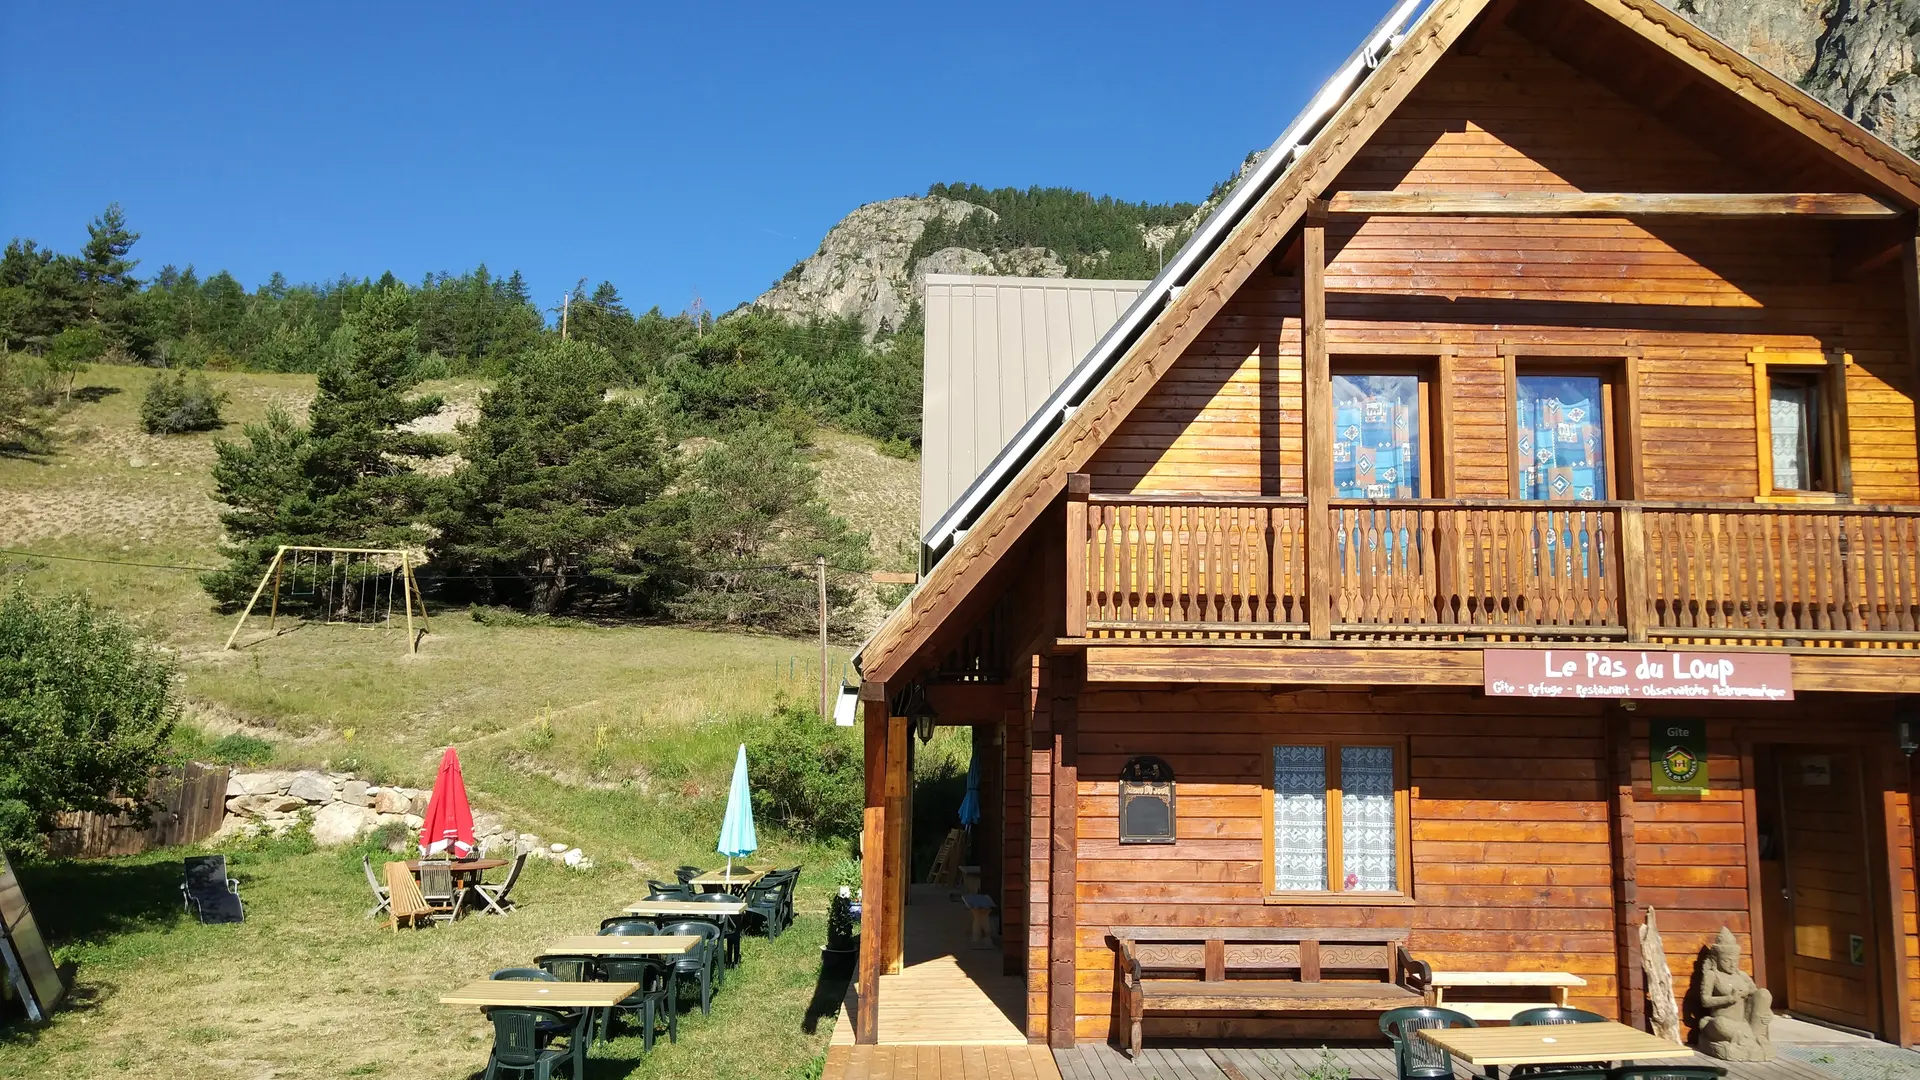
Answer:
688;867;770;889
623;900;747;917
404;859;508;874
538;935;699;957
1430;971;1588;987
441;980;640;1008
1418;1021;1692;1066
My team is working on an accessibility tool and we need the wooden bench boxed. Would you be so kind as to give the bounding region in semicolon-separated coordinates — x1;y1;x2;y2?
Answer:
1112;926;1431;1056
1427;971;1587;1022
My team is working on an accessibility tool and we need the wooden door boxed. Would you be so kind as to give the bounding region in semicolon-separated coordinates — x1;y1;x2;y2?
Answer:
1779;749;1881;1032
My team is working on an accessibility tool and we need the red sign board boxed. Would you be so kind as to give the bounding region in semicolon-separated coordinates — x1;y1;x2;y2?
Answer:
1483;649;1793;701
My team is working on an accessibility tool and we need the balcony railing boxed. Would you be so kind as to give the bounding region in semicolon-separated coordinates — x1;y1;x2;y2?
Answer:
1067;491;1920;649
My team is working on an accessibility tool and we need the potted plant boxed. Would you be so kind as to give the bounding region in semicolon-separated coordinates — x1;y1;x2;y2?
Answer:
822;861;860;976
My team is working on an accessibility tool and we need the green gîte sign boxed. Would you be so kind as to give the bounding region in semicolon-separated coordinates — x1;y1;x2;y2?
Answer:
1651;719;1709;797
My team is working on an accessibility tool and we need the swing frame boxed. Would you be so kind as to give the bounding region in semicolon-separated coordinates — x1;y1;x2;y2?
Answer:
223;545;431;654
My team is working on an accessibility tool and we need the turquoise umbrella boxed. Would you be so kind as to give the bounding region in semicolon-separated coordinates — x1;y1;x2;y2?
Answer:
957;752;981;833
717;743;758;885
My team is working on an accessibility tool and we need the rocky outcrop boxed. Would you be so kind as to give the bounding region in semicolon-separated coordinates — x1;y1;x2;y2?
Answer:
1665;0;1920;159
214;769;593;868
754;196;992;336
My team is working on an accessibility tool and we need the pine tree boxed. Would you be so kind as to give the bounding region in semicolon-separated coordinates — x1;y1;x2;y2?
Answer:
203;285;447;606
433;339;679;613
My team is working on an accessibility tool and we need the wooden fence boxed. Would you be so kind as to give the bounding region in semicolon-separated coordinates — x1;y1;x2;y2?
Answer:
46;763;232;859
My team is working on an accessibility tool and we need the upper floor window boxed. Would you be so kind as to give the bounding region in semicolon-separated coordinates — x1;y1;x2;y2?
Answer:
1749;349;1851;501
1516;373;1609;502
1333;375;1423;499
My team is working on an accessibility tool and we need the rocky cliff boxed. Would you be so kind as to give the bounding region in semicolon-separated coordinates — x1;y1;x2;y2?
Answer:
1664;0;1920;158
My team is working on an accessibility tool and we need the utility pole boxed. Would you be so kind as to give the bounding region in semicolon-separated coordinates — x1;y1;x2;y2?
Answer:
818;555;830;721
560;292;571;341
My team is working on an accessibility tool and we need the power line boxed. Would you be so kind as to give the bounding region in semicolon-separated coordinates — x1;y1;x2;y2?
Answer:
0;547;877;580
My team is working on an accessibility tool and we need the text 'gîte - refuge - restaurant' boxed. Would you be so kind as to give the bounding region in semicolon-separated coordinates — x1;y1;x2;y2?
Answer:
843;0;1920;1066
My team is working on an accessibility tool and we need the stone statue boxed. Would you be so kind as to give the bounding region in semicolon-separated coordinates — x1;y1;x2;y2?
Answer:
1696;927;1774;1061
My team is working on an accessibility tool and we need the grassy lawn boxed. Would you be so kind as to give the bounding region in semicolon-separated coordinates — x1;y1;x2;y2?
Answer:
0;364;920;1078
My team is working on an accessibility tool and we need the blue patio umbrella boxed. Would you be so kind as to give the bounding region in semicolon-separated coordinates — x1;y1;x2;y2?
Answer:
717;743;758;885
957;752;981;833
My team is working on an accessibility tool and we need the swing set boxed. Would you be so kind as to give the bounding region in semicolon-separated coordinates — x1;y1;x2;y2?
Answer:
223;546;430;654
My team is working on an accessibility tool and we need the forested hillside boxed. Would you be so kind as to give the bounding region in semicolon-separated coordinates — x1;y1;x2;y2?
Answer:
909;182;1203;279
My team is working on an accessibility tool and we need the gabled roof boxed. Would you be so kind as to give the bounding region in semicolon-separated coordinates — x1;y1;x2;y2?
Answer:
858;0;1920;683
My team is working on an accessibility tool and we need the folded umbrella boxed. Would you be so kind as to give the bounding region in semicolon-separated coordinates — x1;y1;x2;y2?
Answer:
716;743;758;884
420;746;476;859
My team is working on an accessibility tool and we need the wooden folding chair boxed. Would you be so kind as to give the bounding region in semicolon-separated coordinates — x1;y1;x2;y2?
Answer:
385;862;433;931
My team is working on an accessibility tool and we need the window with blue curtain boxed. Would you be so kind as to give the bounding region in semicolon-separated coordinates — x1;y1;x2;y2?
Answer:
1516;374;1607;501
1333;375;1421;499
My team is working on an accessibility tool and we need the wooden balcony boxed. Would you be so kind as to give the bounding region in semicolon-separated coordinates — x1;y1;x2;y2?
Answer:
1066;492;1920;650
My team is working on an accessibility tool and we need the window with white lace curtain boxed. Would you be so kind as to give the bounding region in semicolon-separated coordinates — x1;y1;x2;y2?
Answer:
1268;741;1410;899
1749;349;1850;501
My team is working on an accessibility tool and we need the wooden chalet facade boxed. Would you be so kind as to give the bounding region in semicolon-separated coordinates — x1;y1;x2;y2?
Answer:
852;0;1920;1056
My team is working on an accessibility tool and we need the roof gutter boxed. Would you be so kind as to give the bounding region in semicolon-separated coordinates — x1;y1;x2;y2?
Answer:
919;0;1431;568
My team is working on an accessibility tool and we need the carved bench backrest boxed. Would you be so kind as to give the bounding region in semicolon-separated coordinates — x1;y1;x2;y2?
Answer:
1116;929;1403;985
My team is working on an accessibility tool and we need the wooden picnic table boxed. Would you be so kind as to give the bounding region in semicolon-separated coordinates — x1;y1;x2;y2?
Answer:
687;866;771;892
1427;970;1587;1021
404;858;507;882
537;935;700;958
440;979;640;1008
623;900;748;918
1418;1020;1693;1067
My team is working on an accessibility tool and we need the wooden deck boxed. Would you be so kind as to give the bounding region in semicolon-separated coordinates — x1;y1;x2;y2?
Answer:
824;1045;1063;1080
1054;1042;1920;1080
833;882;1028;1047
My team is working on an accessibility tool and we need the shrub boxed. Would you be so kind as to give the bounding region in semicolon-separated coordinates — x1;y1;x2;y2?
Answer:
0;587;180;854
207;733;274;767
140;369;228;434
746;700;862;840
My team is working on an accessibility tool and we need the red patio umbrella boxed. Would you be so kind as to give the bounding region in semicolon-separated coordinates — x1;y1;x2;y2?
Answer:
420;746;476;858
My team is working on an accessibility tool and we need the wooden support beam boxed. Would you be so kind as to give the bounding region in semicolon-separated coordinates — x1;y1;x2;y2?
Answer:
856;697;888;1045
1065;474;1089;640
1619;506;1649;643
1609;714;1645;1030
884;712;909;976
1302;223;1333;641
1026;656;1052;1043
923;682;1013;721
1457;0;1520;55
1046;653;1082;1049
1321;190;1901;219
1904;233;1920;399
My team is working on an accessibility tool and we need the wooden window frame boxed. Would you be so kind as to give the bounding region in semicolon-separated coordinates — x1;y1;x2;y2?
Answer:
1748;348;1853;503
1262;737;1413;905
1329;345;1455;498
1502;346;1644;501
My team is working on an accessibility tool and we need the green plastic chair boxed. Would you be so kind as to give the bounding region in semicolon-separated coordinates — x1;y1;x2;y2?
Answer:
1381;1006;1478;1080
690;892;744;964
674;865;705;885
483;1007;581;1080
491;968;575;1039
743;871;796;940
599;918;659;936
647;879;692;900
538;954;599;986
1510;1007;1611;1077
661;919;723;1014
597;957;677;1051
1511;1008;1609;1026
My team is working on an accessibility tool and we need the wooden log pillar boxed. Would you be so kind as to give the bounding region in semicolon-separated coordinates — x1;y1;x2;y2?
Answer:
1904;233;1920;398
857;687;889;1044
1620;506;1649;642
1065;474;1089;639
1048;651;1083;1048
885;711;910;975
1608;711;1646;1029
1026;655;1052;1043
1303;222;1334;640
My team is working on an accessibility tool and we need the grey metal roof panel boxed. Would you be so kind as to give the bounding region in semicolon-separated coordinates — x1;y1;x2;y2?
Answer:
920;274;1149;537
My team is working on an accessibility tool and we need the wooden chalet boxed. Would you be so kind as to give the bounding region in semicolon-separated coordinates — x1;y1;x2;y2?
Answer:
849;0;1920;1059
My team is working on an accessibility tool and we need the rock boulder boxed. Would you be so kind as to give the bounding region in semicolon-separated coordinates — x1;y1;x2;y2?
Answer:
311;802;378;847
287;772;335;804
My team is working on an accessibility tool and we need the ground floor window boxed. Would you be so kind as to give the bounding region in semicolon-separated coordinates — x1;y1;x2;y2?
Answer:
1267;741;1410;898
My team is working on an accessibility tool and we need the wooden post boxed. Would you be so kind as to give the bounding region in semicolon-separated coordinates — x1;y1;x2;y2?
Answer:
1027;656;1053;1043
1902;234;1920;398
1047;653;1082;1048
885;712;910;975
818;556;830;720
224;546;287;651
1609;712;1646;1029
401;553;416;654
857;686;888;1045
1303;223;1334;640
1620;506;1649;642
1065;474;1090;639
268;555;283;632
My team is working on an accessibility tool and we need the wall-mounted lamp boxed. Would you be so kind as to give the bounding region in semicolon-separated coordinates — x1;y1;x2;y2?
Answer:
1897;697;1918;757
1620;700;1638;712
897;683;938;745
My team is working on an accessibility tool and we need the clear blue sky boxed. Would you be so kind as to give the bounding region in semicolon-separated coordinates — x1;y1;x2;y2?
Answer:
1;1;1394;318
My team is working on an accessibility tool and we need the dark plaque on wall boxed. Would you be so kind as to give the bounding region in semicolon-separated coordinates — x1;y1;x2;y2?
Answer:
1118;756;1176;845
